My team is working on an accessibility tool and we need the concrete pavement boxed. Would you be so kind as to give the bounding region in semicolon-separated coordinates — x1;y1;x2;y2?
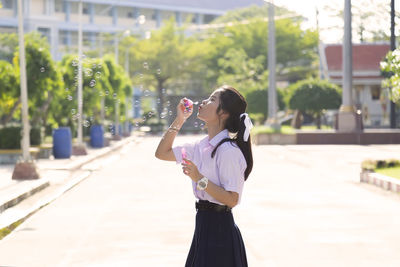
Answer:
0;135;400;266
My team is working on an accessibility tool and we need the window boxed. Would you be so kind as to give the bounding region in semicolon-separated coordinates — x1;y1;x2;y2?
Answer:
203;14;216;24
2;0;13;9
54;0;64;12
370;86;381;100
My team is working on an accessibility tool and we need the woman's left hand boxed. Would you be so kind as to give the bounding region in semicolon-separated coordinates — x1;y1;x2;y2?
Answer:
182;159;203;182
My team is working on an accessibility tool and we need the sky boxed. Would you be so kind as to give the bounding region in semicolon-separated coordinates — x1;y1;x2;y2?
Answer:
271;0;400;43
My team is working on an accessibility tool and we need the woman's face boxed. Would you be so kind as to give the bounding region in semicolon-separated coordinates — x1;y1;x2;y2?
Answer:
197;89;224;124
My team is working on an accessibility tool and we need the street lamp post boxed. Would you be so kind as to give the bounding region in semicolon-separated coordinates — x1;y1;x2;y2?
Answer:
338;0;357;132
12;0;39;179
264;0;279;129
390;0;396;128
73;0;87;155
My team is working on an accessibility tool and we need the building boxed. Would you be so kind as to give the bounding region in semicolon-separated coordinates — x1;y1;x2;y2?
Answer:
0;0;264;60
320;43;392;127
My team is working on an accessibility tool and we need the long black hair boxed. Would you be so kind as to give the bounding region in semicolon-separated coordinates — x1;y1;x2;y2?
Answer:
211;85;253;180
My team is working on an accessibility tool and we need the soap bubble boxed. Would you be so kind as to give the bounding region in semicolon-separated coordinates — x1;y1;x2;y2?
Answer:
92;63;97;69
166;100;170;107
162;88;166;94
72;59;78;66
105;90;109;96
95;71;101;79
89;80;96;87
113;93;117;99
157;98;161;104
169;110;173;116
139;74;144;79
40;67;45;72
143;62;149;69
144;90;150;96
67;95;73;101
71;109;76;115
84;68;93;77
83;120;90;127
65;87;69;91
157;69;161;75
134;100;140;107
194;121;198;128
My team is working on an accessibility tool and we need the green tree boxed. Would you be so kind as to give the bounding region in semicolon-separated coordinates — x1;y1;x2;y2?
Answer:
246;88;285;122
381;50;400;103
13;32;63;128
0;60;19;125
52;55;113;132
288;79;342;129
132;20;208;122
0;33;18;62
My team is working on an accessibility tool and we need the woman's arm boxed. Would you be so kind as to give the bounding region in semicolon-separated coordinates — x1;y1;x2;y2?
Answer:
155;99;192;161
182;159;239;208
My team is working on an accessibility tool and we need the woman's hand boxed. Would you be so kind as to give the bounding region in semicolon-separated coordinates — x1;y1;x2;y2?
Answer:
176;98;193;122
182;159;203;182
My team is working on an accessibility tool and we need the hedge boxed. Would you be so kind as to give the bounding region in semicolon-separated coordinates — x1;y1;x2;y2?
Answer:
0;127;42;149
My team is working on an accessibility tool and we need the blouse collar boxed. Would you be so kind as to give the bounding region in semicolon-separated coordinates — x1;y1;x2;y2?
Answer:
209;129;229;147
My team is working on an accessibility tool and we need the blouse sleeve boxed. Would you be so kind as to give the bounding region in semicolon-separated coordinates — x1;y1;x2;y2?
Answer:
217;148;246;194
172;142;196;164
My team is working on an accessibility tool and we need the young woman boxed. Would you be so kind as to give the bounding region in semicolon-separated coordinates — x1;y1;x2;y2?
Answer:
155;85;253;267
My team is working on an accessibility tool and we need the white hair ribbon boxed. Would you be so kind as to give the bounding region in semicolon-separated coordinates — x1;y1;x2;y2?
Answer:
240;113;253;142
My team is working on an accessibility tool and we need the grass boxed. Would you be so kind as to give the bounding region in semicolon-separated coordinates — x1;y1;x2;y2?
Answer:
375;166;400;180
0;219;23;240
252;125;333;135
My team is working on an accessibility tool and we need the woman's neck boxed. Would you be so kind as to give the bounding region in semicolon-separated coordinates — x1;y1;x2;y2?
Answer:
207;123;225;140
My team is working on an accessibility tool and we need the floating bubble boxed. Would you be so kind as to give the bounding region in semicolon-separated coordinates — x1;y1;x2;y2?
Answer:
200;123;205;129
113;93;117;99
99;92;104;97
157;69;161;75
72;114;78;121
84;68;93;77
148;111;153;118
67;95;73;101
156;98;161;104
90;116;94;122
89;80;96;87
194;121;198;128
166;100;170;107
135;122;139;127
71;109;76;115
92;63;97;69
142;116;147;122
105;106;108;111
139;74;144;79
169;110;173;116
144;90;150;96
72;59;78;66
95;71;101;79
105;90;109;96
65;87;69;91
160;112;167;119
83;120;90;127
134;100;140;107
143;62;149;69
97;64;102;69
193;101;199;105
40;67;45;72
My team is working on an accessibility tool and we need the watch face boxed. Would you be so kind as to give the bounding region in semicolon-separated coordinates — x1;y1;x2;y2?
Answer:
199;181;206;188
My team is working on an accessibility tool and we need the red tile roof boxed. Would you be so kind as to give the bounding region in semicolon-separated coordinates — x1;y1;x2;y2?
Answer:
325;44;390;72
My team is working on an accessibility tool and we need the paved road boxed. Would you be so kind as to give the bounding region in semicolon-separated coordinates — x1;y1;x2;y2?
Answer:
1;135;400;267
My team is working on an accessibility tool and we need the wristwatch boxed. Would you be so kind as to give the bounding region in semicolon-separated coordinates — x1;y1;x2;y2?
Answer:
197;177;209;191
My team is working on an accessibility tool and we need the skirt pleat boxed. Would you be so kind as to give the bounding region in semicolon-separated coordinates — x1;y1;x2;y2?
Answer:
185;209;248;267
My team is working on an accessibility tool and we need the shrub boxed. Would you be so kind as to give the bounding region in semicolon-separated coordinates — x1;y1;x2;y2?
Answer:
0;126;42;149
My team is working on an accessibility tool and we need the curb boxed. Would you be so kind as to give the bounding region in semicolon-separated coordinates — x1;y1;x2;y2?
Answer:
0;179;50;213
0;134;139;234
360;171;400;193
0;171;91;230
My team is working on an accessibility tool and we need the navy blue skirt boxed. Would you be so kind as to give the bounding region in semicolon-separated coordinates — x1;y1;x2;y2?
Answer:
185;203;248;267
